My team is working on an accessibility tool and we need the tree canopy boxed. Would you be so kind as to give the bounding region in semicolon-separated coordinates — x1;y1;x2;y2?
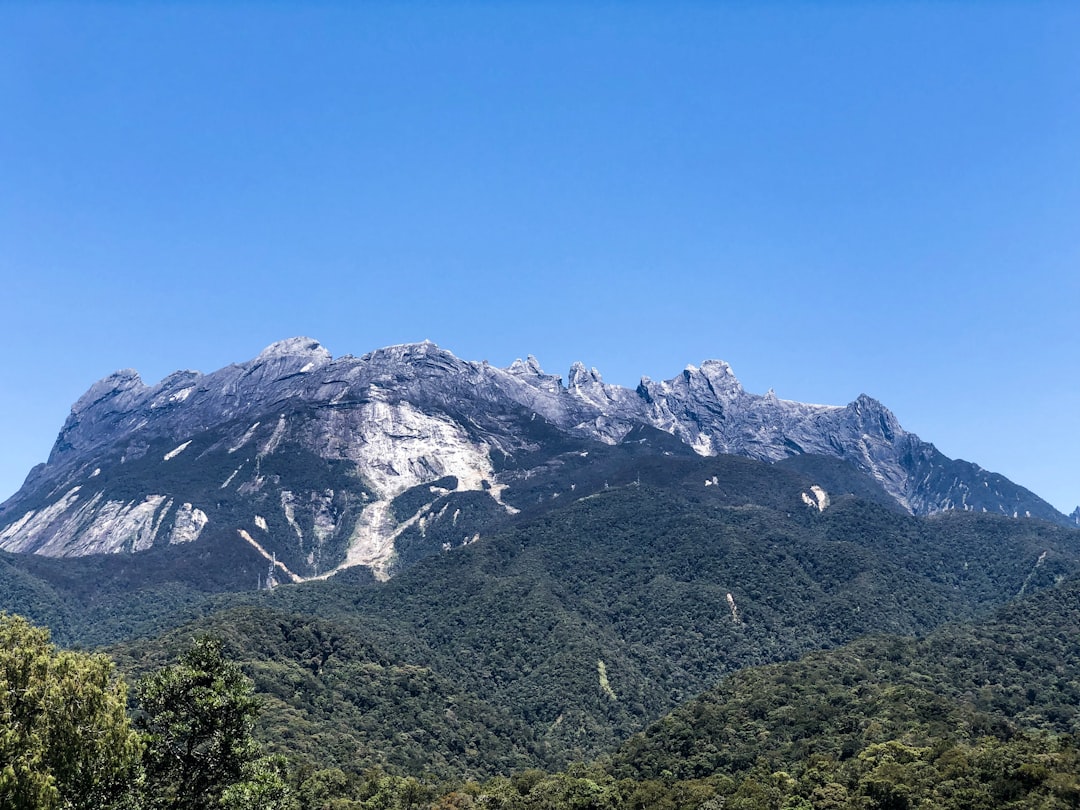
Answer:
135;634;292;810
0;612;142;810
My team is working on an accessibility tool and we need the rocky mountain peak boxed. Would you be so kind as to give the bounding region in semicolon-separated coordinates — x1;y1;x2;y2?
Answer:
358;340;461;370
506;355;563;394
254;336;331;364
71;369;145;414
567;361;603;389
851;392;884;410
506;355;547;378
244;337;333;382
633;361;744;430
2;339;1071;580
693;360;744;398
565;361;642;418
846;394;903;443
54;369;151;463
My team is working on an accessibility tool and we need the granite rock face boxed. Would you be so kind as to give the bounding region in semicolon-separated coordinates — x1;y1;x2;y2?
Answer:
0;338;1067;579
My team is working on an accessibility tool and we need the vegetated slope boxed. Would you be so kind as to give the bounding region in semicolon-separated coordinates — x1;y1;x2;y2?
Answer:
110;606;540;783
0;431;662;646
0;447;922;646
100;453;1080;776
591;574;1080;809
0;529;272;647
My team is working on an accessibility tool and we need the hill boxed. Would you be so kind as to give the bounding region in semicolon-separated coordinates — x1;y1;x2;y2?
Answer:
77;452;1080;775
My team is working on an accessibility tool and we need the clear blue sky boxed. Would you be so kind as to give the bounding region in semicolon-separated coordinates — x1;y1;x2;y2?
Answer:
2;2;1078;513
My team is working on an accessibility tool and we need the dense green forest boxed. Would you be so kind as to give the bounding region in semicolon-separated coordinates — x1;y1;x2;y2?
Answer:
5;455;1080;807
88;478;1080;774
8;572;1080;808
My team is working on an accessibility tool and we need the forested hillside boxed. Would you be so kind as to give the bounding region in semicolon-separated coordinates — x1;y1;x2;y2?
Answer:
612;572;1080;768
88;456;1080;776
428;576;1080;808
17;568;1078;808
5;451;1080;806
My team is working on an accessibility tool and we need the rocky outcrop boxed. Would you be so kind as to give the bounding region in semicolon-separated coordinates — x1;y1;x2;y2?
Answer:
0;338;1068;577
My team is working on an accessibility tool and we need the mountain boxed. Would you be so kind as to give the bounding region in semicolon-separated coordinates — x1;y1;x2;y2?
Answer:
3;384;1078;780
0;339;1068;586
4;338;1079;806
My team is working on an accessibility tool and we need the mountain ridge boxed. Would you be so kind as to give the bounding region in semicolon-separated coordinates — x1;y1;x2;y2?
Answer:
0;338;1069;582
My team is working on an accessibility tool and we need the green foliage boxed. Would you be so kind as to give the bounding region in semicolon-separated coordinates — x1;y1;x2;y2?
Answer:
135;634;282;809
0;614;302;808
390;490;513;574
0;613;142;810
0;538;270;649
0;555;73;640
115;607;540;782
576;576;1080;809
85;462;1080;778
219;755;298;810
6;450;1080;800
276;483;1078;763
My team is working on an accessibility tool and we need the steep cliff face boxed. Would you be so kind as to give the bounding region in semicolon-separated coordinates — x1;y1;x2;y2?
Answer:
0;338;1067;579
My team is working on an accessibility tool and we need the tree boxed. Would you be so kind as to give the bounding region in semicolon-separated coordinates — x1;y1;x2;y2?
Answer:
0;612;142;810
135;634;271;809
219;755;297;810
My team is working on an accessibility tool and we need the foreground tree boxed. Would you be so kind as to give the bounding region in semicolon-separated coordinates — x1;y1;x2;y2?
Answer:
135;634;293;809
0;612;142;810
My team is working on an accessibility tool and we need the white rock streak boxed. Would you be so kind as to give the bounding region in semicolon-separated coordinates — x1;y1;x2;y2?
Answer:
260;415;287;457
1017;550;1050;597
321;398;520;578
169;503;208;544
339;502;404;581
41;495;168;556
0;487;84;551
229;422;261;454
221;465;243;489
237;529;299;582
163;440;192;461
801;485;831;512
0;486;207;556
280;492;304;540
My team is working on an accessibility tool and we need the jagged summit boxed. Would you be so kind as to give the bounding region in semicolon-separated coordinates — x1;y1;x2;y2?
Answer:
253;334;330;367
1;338;1069;579
71;368;144;409
507;355;547;377
256;336;330;360
358;339;447;360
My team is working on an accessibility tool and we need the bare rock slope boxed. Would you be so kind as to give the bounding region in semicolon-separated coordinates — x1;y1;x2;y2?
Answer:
0;338;1066;580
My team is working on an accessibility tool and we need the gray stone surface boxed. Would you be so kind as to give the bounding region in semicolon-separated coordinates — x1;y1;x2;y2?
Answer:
0;338;1067;576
